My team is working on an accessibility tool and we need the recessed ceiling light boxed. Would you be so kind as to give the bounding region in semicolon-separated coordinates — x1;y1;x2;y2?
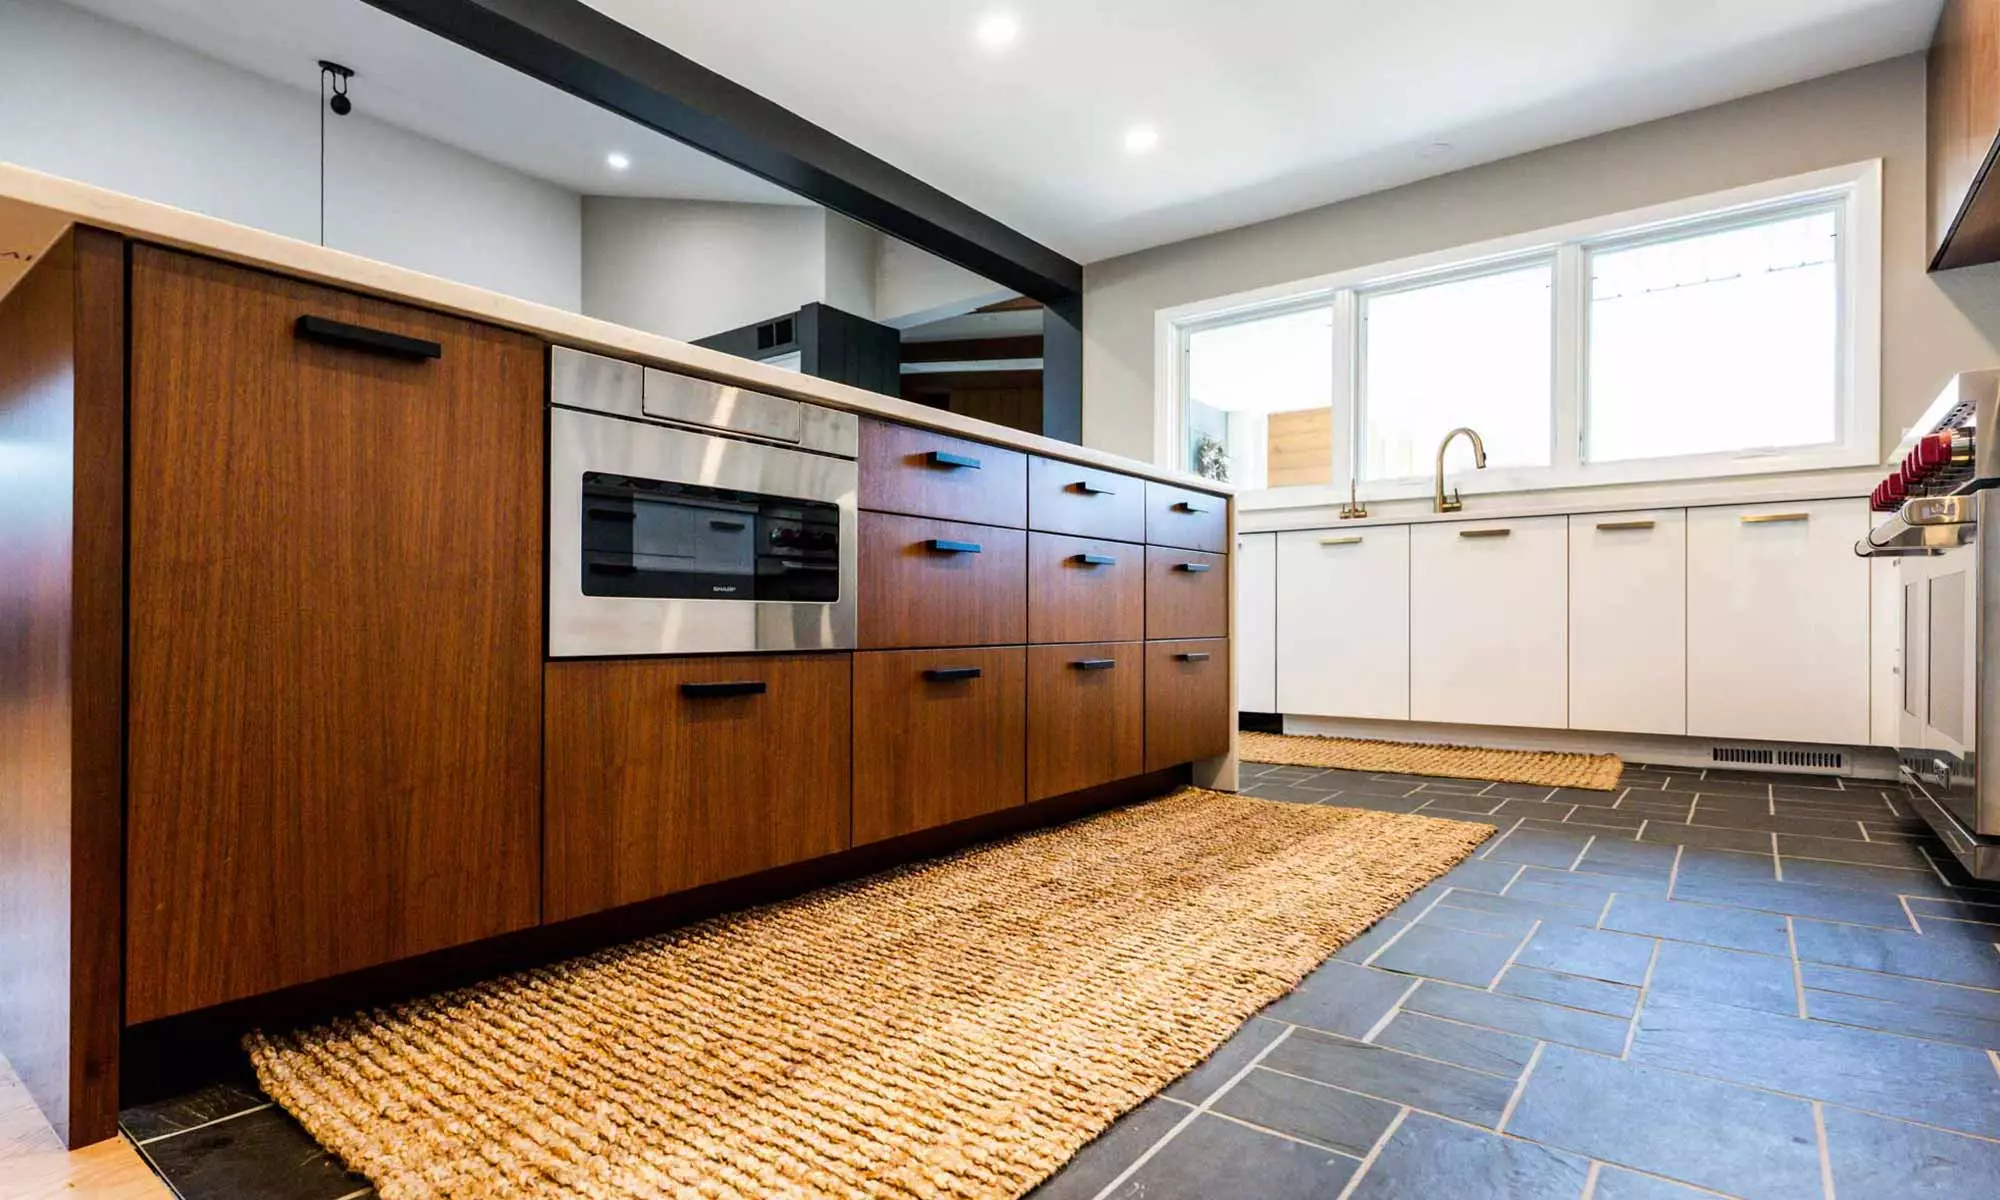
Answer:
1123;125;1161;154
974;12;1021;51
606;151;631;171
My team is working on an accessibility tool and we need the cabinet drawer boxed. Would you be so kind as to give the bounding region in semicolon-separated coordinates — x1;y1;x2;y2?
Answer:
1027;642;1145;801
859;417;1027;527
1146;640;1232;771
1146;546;1228;639
1028;455;1145;542
859;512;1027;648
853;647;1026;844
543;654;851;920
1029;532;1145;643
1145;480;1228;553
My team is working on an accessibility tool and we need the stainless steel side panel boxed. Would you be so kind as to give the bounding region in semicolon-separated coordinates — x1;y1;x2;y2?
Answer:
548;407;857;656
643;367;858;457
1976;489;2000;834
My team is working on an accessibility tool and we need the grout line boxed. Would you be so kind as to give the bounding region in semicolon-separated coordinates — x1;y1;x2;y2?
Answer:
1333;1108;1409;1200
1786;916;1809;1019
1566;835;1599;872
1486;919;1543;993
1813;1101;1836;1200
1989;1050;2000;1083
1857;821;1872;843
1362;979;1423;1044
1203;1108;1368;1157
1086;1025;1297;1200
1362;887;1456;968
135;1102;275;1147
1897;894;1923;936
1665;842;1684;901
1773;832;1785;882
1595;892;1616;931
1494;1042;1545;1134
1580;1160;1603;1200
1619;940;1663;1059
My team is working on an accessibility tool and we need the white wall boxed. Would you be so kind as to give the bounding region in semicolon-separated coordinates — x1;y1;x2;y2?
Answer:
874;235;1015;328
581;197;829;342
1082;55;2000;465
0;0;581;310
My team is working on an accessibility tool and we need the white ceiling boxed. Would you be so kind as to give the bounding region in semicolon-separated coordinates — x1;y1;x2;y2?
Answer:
584;0;1941;262
65;0;807;205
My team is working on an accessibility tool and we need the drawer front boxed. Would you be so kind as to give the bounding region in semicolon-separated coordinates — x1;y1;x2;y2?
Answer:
1028;455;1145;542
1145;639;1232;771
1027;642;1145;801
859;512;1027;648
859;417;1027;527
1145;480;1228;553
1029;532;1145;643
1146;546;1229;639
853;647;1027;844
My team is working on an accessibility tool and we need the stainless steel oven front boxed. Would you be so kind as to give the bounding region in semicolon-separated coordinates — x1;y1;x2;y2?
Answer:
548;347;857;657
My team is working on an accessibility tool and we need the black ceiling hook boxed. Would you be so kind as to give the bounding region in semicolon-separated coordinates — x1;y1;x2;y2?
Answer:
319;60;354;116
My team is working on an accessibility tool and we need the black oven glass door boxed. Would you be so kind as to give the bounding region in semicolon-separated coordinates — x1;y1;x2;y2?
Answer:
579;471;840;602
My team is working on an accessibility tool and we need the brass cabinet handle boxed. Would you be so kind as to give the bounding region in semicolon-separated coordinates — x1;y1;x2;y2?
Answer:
1319;535;1363;546
1596;520;1656;531
1742;512;1810;524
1459;528;1511;539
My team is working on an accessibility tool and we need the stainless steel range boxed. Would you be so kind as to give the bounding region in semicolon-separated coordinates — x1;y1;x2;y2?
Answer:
1856;371;1997;879
547;347;858;657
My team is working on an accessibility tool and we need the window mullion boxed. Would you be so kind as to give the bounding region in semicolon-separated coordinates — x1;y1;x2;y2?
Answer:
1552;243;1586;477
1330;288;1357;495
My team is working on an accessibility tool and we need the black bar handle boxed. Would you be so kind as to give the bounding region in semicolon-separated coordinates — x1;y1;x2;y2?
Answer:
586;507;636;522
927;450;982;470
1072;480;1117;496
295;315;442;361
709;519;747;531
1070;658;1117;671
680;681;767;699
1175;652;1212;663
927;538;983;554
1175;562;1214;573
586;561;637;575
1173;500;1210;514
1071;553;1118;566
923;666;983;682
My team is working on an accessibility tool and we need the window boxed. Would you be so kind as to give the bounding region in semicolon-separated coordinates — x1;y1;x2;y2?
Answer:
1160;162;1879;504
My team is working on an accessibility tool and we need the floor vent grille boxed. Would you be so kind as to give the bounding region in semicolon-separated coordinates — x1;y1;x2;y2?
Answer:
1710;746;1845;771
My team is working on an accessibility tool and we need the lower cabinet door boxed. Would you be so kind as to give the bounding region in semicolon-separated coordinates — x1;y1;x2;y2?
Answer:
852;647;1027;844
1276;526;1410;719
1236;533;1277;712
544;654;851;921
1146;640;1233;771
1569;510;1687;735
1409;518;1569;728
1027;642;1145;801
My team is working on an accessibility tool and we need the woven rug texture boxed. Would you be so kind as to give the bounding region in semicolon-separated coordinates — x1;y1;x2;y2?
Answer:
247;788;1490;1199
1239;731;1623;791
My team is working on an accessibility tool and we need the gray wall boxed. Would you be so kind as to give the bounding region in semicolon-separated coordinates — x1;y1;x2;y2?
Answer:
1081;54;2000;464
581;197;830;342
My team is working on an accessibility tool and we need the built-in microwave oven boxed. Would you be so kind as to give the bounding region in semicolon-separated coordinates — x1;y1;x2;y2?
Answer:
547;347;858;657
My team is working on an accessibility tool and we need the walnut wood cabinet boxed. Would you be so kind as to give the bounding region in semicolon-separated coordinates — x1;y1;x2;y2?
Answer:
852;647;1027;844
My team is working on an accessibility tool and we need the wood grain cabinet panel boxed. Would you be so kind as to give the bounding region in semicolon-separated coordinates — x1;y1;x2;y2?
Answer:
1146;547;1229;640
1028;532;1145;644
1027;455;1145;542
1144;480;1228;553
859;416;1027;527
1027;643;1145;801
1929;0;2000;268
852;647;1026;844
124;246;545;1022
1145;640;1232;772
545;655;851;920
859;512;1027;648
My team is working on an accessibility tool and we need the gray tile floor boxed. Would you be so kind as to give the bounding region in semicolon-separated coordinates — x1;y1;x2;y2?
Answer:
122;763;2000;1199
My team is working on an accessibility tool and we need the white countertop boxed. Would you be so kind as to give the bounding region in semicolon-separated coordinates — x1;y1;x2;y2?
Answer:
0;162;1225;494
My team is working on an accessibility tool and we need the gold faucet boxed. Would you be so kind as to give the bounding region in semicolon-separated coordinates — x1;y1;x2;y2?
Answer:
1434;427;1488;513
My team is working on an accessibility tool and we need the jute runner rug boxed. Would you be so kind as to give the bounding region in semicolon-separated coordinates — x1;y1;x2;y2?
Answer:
1241;731;1623;791
247;788;1489;1199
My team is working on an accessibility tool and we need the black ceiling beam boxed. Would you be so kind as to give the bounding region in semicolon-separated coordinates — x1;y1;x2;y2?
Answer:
357;0;1083;306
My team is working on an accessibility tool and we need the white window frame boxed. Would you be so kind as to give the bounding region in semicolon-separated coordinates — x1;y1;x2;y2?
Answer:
1153;161;1882;509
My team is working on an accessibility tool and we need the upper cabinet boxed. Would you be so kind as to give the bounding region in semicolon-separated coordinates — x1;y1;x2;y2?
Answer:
1928;0;2000;269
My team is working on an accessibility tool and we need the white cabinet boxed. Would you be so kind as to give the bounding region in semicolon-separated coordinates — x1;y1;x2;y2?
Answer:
1568;510;1686;735
1276;526;1410;719
1410;517;1568;728
1236;532;1277;712
1686;499;1871;745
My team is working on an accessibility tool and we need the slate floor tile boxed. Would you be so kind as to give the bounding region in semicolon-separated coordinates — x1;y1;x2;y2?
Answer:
1628;994;2000;1140
1246;782;1337;805
1602;894;1791;956
1559;807;1650;830
1438;857;1530;894
1435;887;1600;930
1592;1167;1727;1199
1514;924;1656;985
1797;960;2000;1021
1822;1104;2000;1199
1639;822;1778;855
1324;790;1432;814
1495;965;1639;1018
1406;980;1630;1054
1261;1027;1518;1127
1482;828;1594;868
1105;1112;1358;1200
1422;900;1537;940
1671;846;1780;884
1778;857;1950;899
1371;921;1522;988
1486;783;1561;802
1492;798;1579;821
1346;1111;1589;1200
1519;817;1635;840
1163;1016;1288;1103
1552;786;1628;806
1417;796;1508;817
1791;919;2000;989
133;1105;373;1200
1669;872;1914;929
1575;839;1679;880
1805;987;2000;1050
1260;962;1413;1038
1316;775;1426;799
1371;1011;1537;1077
1508;1045;1821;1200
1210;1067;1399;1157
1908;894;2000;925
1332;916;1408;963
1507;867;1664;910
1645;941;1798;1015
120;1079;267;1143
1686;811;1865;840
1029;1096;1191;1200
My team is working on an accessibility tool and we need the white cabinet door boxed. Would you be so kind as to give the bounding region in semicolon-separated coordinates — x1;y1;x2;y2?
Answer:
1568;510;1686;736
1686;499;1871;745
1236;532;1277;712
1410;517;1568;728
1276;526;1410;719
